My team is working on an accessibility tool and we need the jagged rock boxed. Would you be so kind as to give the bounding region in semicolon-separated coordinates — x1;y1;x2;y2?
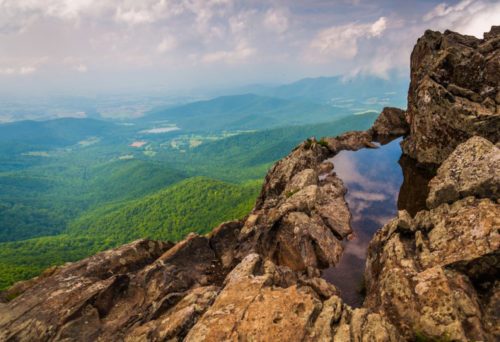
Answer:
255;139;329;210
322;130;376;153
331;307;401;341
0;265;64;303
284;168;318;194
0;239;173;341
365;197;500;341
185;254;322;341
427;136;500;208
371;107;409;138
124;286;220;341
1;26;498;342
402;27;500;165
187;254;400;341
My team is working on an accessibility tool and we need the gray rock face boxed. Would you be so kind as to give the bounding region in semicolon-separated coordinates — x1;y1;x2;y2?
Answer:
402;27;500;164
427;136;500;208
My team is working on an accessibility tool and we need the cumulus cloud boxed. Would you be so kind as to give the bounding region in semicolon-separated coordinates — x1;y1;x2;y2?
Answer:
423;0;500;38
263;8;289;34
0;0;499;92
309;17;387;60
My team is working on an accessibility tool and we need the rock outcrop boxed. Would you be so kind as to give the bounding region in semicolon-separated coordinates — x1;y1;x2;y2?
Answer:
427;136;499;208
371;107;409;138
1;27;498;341
365;197;499;341
402;26;500;164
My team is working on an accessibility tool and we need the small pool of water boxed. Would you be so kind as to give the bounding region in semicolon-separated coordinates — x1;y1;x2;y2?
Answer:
321;138;431;307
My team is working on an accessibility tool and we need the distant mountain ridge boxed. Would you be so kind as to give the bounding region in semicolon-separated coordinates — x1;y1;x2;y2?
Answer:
142;93;351;131
257;75;408;107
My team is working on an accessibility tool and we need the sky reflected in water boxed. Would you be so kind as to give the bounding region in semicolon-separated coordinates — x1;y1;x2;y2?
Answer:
322;138;404;307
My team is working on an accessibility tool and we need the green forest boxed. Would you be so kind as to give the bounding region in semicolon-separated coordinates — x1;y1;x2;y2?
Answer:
0;96;378;290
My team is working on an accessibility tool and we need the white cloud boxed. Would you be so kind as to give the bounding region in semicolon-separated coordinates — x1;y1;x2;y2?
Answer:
1;0;499;91
201;41;256;64
264;8;289;34
370;17;387;37
115;7;154;25
0;66;36;75
423;0;500;38
63;57;88;72
423;0;474;21
19;66;36;74
309;17;387;60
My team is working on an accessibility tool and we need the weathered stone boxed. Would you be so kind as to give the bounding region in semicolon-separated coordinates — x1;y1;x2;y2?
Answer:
365;197;500;341
402;27;500;164
318;161;334;175
185;254;322;341
255;139;329;210
284;168;318;194
323;130;376;153
125;286;220;341
427;136;500;208
372;107;409;138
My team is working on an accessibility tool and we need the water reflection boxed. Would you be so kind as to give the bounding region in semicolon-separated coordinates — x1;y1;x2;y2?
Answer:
321;138;404;307
397;155;435;216
321;138;433;307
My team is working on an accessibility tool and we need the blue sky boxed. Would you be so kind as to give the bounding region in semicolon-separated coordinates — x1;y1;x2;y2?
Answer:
0;0;498;95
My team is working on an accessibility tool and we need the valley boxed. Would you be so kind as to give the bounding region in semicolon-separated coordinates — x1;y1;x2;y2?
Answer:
0;77;400;289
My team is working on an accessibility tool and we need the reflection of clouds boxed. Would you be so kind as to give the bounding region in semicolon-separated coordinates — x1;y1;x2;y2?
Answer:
333;149;401;201
349;200;370;217
350;190;387;201
322;139;404;306
343;236;367;260
333;152;383;192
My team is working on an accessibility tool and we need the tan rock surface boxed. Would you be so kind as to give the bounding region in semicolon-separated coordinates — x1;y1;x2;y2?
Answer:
427;136;500;208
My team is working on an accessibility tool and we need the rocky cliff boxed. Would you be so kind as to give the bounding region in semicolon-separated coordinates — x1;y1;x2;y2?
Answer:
0;27;498;342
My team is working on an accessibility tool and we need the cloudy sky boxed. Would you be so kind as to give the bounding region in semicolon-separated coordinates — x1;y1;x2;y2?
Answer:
0;0;499;95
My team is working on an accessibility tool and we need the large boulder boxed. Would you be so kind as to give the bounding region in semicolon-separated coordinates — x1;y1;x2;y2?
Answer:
402;27;500;165
186;254;400;341
427;136;500;208
371;107;409;138
365;198;500;341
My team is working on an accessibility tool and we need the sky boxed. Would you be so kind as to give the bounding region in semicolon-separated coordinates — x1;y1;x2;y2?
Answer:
0;0;499;95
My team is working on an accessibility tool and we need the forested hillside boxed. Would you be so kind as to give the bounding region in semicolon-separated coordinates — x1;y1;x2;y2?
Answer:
0;103;378;289
0;178;260;290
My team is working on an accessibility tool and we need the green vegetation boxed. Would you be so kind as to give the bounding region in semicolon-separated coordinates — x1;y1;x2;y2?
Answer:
0;159;185;242
0;178;260;289
69;177;261;242
0;108;378;289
